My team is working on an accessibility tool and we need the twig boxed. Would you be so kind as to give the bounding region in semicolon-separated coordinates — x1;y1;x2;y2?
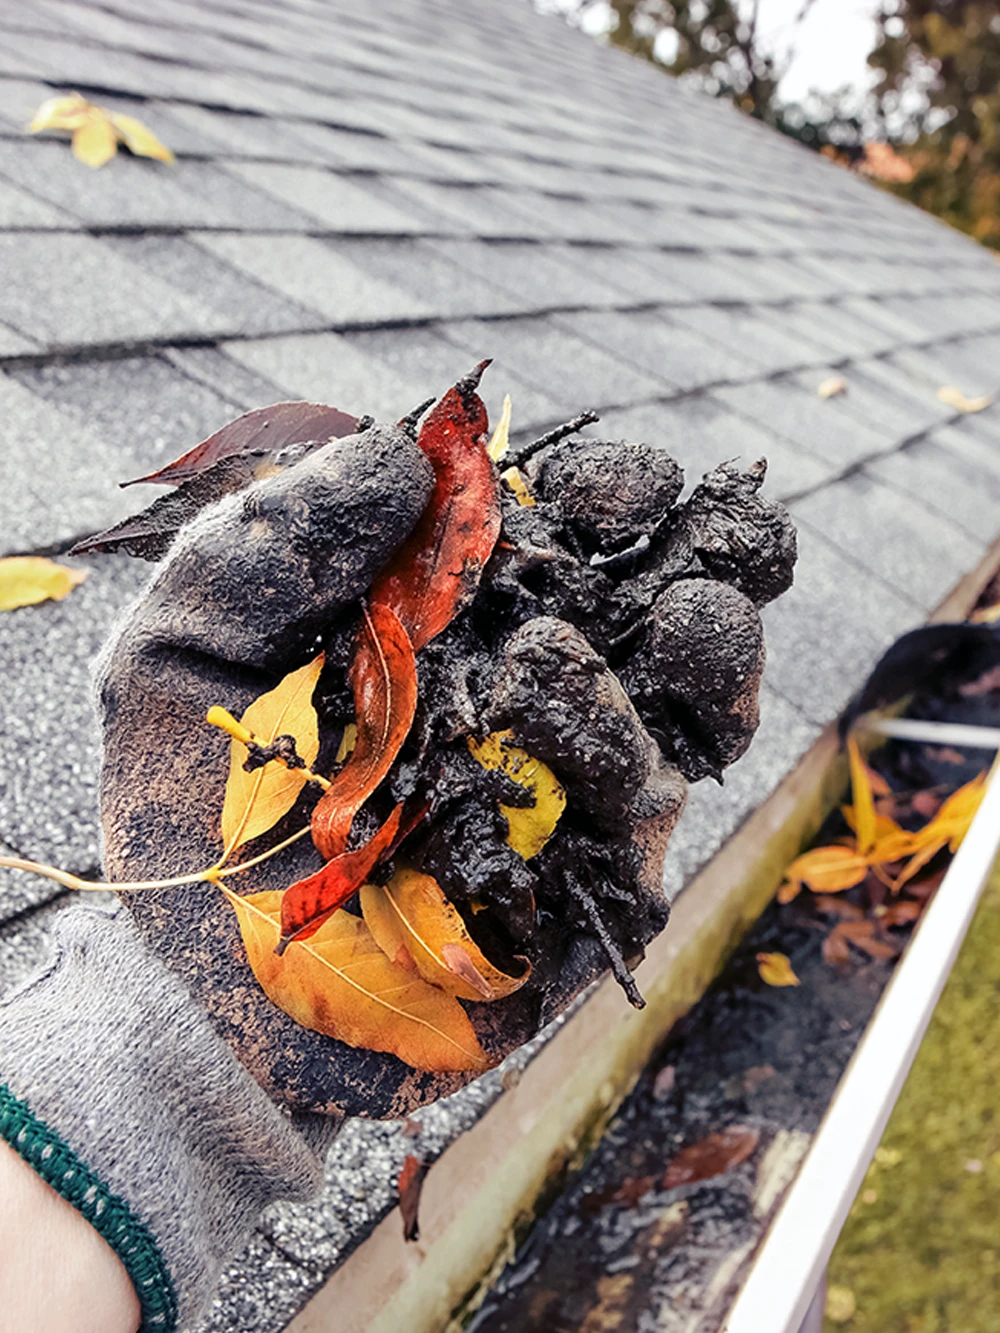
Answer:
563;870;645;1009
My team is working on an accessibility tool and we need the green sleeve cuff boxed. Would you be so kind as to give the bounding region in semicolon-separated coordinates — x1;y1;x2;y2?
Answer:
0;1082;178;1333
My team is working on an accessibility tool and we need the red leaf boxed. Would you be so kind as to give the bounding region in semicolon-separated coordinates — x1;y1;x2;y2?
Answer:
662;1127;760;1189
369;362;501;651
280;804;403;947
311;603;418;859
399;1154;426;1242
123;401;358;487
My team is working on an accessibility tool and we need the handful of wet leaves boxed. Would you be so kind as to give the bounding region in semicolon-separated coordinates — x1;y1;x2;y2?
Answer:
4;364;796;1116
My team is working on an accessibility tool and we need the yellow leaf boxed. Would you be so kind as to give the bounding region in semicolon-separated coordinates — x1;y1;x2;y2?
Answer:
776;879;801;905
487;393;512;462
226;889;488;1073
109;113;175;164
865;820;916;865
757;952;800;987
219;655;323;854
28;92;93;132
937;385;993;414
361;868;529;1002
846;737;877;856
970;601;1000;625
818;375;848;399
468;729;566;859
72;110;118;168
500;465;537;507
0;556;87;611
781;845;869;895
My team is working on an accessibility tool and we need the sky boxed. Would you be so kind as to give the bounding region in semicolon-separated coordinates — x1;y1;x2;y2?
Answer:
557;0;885;106
752;0;882;103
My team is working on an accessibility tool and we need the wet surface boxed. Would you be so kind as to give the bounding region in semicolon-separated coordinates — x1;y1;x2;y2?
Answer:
467;888;896;1333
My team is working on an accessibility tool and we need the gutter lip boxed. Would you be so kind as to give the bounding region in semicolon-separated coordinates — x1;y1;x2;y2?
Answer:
722;744;1000;1333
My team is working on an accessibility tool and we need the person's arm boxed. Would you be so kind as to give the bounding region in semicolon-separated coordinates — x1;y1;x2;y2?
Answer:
0;1138;140;1333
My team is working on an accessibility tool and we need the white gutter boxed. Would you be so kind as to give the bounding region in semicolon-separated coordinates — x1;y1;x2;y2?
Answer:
722;756;1000;1333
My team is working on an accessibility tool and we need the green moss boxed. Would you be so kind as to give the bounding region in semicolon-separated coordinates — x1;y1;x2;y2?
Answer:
825;858;1000;1332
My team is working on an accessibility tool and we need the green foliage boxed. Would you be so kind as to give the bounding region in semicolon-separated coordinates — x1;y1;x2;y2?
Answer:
825;860;1000;1330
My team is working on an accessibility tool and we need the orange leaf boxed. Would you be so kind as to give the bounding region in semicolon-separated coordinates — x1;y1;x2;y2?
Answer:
662;1127;760;1189
370;362;501;651
776;879;801;905
822;924;852;966
757;952;800;987
280;805;403;947
846;738;877;856
361;867;529;1002
311;603;417;859
781;845;869;895
225;889;488;1073
881;899;923;927
814;896;866;921
837;919;899;960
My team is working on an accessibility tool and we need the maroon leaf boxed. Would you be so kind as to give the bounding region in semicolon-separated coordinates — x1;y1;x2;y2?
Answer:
662;1126;760;1189
398;1154;426;1242
123;401;358;487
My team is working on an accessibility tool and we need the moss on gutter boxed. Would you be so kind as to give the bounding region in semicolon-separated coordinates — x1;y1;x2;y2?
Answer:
826;857;1000;1332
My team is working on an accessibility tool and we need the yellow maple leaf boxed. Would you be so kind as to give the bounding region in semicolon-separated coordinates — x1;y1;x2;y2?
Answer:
0;556;87;611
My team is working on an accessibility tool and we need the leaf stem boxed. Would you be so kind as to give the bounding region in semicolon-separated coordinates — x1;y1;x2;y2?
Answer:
0;825;311;895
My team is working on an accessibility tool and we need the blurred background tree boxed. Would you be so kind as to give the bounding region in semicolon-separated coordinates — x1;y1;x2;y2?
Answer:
544;0;1000;247
869;2;1000;248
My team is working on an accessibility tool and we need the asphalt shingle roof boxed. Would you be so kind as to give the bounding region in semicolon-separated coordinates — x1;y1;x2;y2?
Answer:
2;0;1000;1327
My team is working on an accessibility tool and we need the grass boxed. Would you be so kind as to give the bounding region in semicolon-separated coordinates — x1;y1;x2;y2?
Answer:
824;858;1000;1331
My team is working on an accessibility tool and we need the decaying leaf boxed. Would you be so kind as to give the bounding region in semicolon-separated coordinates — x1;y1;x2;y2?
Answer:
487;392;512;463
219;655;323;855
757;952;800;987
72;454;293;559
311;604;418;860
824;920;898;964
280;805;403;947
370;363;501;651
467;729;566;859
662;1126;760;1189
818;375;848;399
124;401;359;488
225;889;488;1073
0;556;87;611
500;465;537;508
937;385;993;414
398;1154;426;1242
361;867;529;1002
29;92;174;168
780;845;870;898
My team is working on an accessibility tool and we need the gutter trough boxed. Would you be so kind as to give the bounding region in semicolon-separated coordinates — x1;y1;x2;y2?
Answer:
723;738;1000;1333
